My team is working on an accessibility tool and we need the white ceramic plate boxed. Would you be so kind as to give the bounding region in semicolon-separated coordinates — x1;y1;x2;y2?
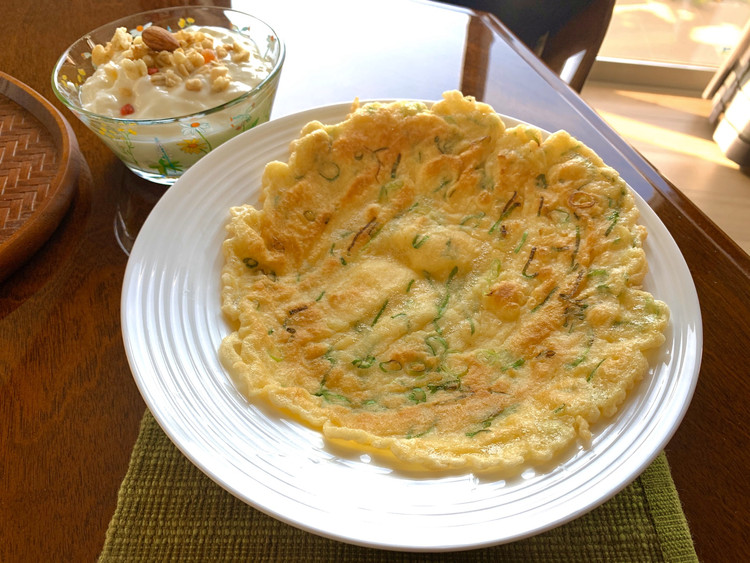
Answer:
122;102;702;551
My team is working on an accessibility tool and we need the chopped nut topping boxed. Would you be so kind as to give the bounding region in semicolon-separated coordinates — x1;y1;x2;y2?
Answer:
175;63;191;78
103;65;118;82
185;78;202;91
121;58;147;80
173;49;187;65
209;65;228;80
91;44;109;66
211;76;230;92
187;49;204;68
156;50;174;67
131;40;149;60
84;23;269;109
150;68;182;87
231;41;250;63
110;27;131;51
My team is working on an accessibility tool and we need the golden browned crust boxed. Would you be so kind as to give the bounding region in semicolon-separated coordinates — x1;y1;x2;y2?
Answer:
219;91;669;471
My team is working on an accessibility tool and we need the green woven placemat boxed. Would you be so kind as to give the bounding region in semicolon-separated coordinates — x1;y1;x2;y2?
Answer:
99;410;697;562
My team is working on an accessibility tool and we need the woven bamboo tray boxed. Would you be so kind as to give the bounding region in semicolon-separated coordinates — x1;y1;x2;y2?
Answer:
0;71;80;282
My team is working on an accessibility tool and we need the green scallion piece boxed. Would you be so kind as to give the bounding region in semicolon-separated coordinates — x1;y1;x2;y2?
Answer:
425;334;448;356
408;387;427;404
570;341;591;368
428;379;461;393
571;226;581;269
379;179;403;202
446;265;458;286
391;153;401;178
379;359;402;372
487;259;502;281
488;217;502;234
319;162;340;181
587;358;606;382
465;406;515;437
352;355;376;369
315;389;351;404
587;269;608;277
514;231;528;253
267;350;283;362
521;247;538;278
371;299;389;326
460;212;485;227
605;210;620;236
531;285;559;312
412;234;429;248
433;178;451;194
501;357;525;371
436;291;450;319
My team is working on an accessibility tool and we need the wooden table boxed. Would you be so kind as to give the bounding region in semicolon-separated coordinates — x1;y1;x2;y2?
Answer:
3;1;749;560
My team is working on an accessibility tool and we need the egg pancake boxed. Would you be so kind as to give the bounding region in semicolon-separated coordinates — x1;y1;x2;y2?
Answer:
219;91;669;471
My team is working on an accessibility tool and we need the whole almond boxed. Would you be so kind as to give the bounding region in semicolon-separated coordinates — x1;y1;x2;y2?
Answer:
142;26;180;52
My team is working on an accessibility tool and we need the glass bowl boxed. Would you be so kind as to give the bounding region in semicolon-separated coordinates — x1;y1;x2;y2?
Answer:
52;6;285;185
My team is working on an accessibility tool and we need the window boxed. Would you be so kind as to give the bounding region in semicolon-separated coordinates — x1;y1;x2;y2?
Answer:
592;0;750;89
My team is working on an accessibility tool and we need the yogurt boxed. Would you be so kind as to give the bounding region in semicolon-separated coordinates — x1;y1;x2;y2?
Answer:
68;22;281;184
80;25;274;119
